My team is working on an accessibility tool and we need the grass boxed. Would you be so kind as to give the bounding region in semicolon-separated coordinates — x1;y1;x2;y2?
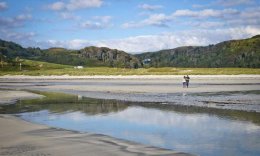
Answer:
0;59;71;71
0;59;259;75
21;90;78;105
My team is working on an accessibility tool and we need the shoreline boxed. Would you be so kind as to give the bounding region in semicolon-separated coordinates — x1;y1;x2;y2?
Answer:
1;76;260;112
1;74;260;80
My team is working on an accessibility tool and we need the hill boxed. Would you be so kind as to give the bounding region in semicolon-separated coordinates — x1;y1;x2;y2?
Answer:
0;40;141;68
1;35;260;69
136;35;260;68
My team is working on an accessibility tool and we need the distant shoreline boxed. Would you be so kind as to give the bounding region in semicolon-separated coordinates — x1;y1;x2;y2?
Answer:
1;74;260;80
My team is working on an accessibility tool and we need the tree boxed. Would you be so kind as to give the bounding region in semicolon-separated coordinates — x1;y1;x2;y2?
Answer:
0;54;6;68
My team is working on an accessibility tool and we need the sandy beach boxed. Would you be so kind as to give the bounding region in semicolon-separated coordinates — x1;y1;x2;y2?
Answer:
0;75;259;156
1;75;259;111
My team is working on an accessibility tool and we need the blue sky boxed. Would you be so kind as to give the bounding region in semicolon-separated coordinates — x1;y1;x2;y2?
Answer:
0;0;260;53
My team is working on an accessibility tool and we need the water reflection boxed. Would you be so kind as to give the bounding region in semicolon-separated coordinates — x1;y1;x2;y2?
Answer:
0;92;128;115
1;91;260;156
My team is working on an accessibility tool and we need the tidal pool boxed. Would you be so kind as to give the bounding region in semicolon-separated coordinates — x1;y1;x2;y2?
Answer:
1;91;260;156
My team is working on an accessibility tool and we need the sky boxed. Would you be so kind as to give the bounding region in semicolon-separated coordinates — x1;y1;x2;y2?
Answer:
0;0;260;53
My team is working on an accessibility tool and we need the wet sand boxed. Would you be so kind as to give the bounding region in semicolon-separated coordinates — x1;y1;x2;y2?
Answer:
0;90;44;104
0;75;259;112
1;75;259;94
0;114;191;156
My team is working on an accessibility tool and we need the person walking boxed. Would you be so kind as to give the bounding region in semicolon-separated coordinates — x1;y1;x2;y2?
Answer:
182;76;186;88
185;75;190;88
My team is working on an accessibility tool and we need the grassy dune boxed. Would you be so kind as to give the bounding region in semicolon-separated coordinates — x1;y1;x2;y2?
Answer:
0;59;259;75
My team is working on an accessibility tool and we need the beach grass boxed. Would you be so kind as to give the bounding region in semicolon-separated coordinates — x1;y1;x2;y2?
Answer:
1;67;260;75
0;59;259;75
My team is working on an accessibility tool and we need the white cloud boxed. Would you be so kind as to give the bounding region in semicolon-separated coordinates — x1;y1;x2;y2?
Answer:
216;0;255;7
6;31;35;40
192;0;255;9
243;26;260;35
0;29;36;48
95;33;207;52
0;14;32;28
15;14;32;20
122;22;141;28
47;0;103;11
172;9;239;18
192;4;205;9
67;0;103;10
97;26;260;52
93;16;112;23
142;13;170;27
240;7;260;19
122;8;240;28
122;13;170;28
67;39;92;49
80;21;104;29
0;1;7;11
59;12;80;20
48;1;65;11
138;4;163;11
225;7;260;26
43;39;91;49
80;16;112;29
33;26;260;52
187;21;224;28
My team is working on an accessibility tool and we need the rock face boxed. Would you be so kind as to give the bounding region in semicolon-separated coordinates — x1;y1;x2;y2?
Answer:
80;47;140;68
136;35;260;68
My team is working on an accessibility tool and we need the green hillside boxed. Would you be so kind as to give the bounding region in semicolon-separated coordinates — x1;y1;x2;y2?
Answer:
1;35;260;69
136;35;260;68
0;39;141;68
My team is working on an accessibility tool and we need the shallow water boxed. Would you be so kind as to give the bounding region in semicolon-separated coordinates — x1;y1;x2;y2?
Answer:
1;92;260;156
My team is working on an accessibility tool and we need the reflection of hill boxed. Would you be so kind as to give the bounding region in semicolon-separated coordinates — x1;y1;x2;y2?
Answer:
0;91;128;115
135;102;260;126
46;101;128;115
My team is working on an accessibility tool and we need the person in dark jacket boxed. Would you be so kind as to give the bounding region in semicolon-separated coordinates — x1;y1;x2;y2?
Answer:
185;75;190;88
182;76;186;88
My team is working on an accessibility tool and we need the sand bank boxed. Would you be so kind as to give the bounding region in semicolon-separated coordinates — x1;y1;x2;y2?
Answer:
0;90;44;105
1;75;260;94
0;75;259;112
